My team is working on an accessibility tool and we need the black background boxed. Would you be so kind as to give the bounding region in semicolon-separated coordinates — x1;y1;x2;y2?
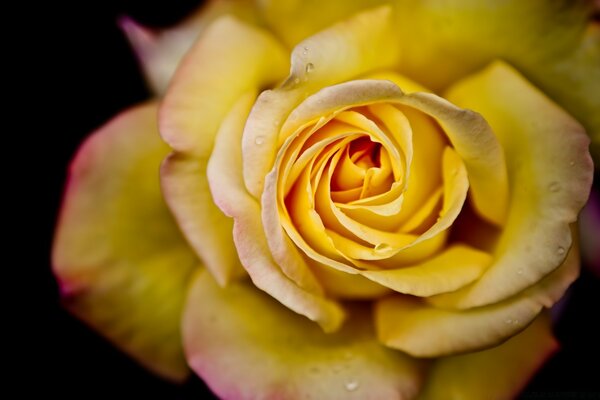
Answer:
36;1;599;398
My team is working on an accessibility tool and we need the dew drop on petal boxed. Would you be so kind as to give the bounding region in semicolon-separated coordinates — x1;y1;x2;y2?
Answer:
516;268;523;275
505;318;513;324
255;136;265;145
375;243;391;252
344;380;359;392
557;246;565;255
569;161;575;166
305;63;315;73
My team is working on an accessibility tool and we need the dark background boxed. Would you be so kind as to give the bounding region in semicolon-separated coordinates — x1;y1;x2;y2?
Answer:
37;1;599;398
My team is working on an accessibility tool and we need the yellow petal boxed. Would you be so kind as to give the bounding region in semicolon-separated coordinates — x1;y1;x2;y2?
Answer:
399;92;509;226
434;60;593;309
361;245;492;297
120;0;259;94
376;242;579;357
207;94;345;332
52;102;198;381
159;15;288;156
257;0;390;46
161;161;245;285
418;313;558;400
243;5;400;198
392;0;599;164
183;269;425;400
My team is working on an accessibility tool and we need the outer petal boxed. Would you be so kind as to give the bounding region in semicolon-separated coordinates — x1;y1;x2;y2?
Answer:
433;61;593;309
392;0;599;159
257;0;390;46
418;313;558;400
160;16;288;284
183;269;426;400
159;16;288;155
120;0;259;94
376;242;579;357
52;102;198;381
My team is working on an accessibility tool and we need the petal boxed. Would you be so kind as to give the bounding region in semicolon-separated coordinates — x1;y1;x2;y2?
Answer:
433;60;593;309
375;242;579;357
398;92;509;226
161;152;245;286
361;245;492;297
52;102;198;381
257;0;390;46
418;313;558;400
243;5;401;198
120;0;259;94
392;1;599;164
159;15;288;155
183;269;425;400
207;94;345;332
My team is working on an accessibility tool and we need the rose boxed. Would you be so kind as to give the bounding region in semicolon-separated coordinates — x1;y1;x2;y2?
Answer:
53;1;597;399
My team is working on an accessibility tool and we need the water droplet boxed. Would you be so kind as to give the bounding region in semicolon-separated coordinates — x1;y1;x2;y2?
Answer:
548;182;560;192
557;246;565;255
293;77;300;85
505;318;513;324
305;63;315;73
516;268;523;275
569;161;575;166
302;46;308;55
344;380;359;392
375;243;391;252
513;319;520;325
255;136;265;145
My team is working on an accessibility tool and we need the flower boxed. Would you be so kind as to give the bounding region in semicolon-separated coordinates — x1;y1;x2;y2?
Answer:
53;1;597;399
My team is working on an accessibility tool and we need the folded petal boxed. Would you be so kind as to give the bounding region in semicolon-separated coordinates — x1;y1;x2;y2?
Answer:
183;269;426;400
435;60;593;309
52;102;198;381
418;313;558;400
120;0;259;94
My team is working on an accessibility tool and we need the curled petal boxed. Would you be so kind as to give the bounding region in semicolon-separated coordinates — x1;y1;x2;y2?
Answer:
243;5;401;198
208;93;344;332
376;242;579;357
434;60;593;309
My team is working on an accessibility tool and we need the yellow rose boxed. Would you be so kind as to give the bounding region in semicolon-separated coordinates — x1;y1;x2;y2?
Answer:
53;1;597;398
